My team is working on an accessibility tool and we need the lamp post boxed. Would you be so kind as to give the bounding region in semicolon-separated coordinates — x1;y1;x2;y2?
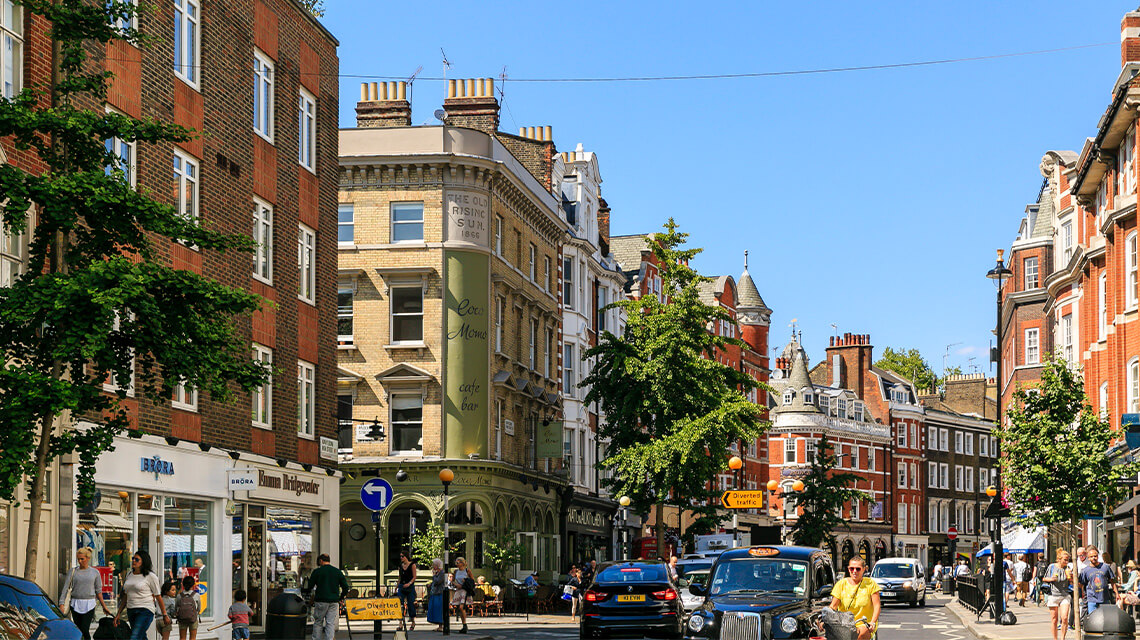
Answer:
729;456;744;546
439;468;454;636
767;479;804;544
986;249;1012;624
617;496;631;560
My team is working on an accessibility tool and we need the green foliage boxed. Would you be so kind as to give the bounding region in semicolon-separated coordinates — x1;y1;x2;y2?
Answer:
297;0;325;16
0;0;268;524
483;532;525;581
875;347;937;390
789;436;870;549
1000;357;1139;533
409;522;457;570
583;219;770;537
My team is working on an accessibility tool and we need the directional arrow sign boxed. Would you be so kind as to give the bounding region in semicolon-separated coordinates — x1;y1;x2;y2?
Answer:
721;490;766;510
360;478;394;512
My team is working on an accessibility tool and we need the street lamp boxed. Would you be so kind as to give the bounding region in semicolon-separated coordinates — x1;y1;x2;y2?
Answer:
986;249;1012;624
617;496;631;560
767;479;804;544
439;468;454;636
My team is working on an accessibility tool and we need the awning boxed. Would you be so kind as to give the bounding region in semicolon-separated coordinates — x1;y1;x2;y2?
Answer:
1108;516;1134;531
976;526;1046;556
1113;493;1140;517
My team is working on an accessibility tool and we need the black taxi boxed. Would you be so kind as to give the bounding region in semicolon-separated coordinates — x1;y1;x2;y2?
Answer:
684;546;836;640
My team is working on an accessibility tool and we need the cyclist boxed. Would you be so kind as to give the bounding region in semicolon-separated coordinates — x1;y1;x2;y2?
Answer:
829;556;882;640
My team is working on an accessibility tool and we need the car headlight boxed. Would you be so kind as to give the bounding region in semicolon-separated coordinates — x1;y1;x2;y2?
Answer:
687;615;707;632
779;617;798;634
903;581;913;589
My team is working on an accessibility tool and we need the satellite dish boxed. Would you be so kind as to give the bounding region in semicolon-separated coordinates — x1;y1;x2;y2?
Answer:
434;109;448;123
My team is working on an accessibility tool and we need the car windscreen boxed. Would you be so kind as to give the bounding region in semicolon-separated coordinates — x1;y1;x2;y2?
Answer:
597;565;667;583
707;558;809;596
677;561;713;578
0;583;63;632
687;571;710;586
870;563;915;579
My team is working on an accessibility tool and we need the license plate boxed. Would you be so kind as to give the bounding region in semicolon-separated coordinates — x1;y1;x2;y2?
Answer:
882;591;895;596
616;594;645;603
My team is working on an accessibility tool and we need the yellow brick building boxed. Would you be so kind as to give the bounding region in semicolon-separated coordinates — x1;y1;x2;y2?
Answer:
337;80;569;583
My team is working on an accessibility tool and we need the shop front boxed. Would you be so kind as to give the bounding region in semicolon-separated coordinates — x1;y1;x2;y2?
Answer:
78;432;339;639
564;495;615;566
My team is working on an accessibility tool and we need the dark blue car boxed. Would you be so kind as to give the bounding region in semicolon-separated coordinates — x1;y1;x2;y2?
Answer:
0;574;83;639
684;546;836;639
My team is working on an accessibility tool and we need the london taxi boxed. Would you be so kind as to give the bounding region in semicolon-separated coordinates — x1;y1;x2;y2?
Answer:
684;546;836;640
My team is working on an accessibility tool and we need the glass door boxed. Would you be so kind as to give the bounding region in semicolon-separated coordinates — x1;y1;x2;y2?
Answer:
246;518;266;630
138;514;162;575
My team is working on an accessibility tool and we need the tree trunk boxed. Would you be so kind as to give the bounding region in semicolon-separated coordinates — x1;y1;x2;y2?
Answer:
656;502;665;559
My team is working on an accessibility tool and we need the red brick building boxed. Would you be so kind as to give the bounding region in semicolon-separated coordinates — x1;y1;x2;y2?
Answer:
0;2;341;632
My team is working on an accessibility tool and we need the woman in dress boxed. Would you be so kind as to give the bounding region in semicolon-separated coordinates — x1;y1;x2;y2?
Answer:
396;551;418;630
113;549;168;640
426;559;447;632
1042;550;1074;640
450;557;472;634
60;547;112;640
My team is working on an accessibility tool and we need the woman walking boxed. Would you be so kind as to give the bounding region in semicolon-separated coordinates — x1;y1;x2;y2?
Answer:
567;567;583;623
426;559;447;632
113;549;168;640
397;551;418;630
1042;550;1074;640
60;547;112;640
827;556;881;640
450;557;473;634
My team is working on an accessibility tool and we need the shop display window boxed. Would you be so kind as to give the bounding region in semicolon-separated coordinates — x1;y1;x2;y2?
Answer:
163;496;212;617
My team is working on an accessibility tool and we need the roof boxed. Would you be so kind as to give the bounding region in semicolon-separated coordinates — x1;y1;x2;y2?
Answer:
737;268;769;311
696;275;733;306
716;546;826;562
609;234;652;275
773;341;821;415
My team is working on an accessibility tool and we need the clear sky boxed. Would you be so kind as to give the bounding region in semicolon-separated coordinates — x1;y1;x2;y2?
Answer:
322;1;1131;380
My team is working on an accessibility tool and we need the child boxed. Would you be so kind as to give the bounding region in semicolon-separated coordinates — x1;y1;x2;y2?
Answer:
175;575;201;640
227;589;253;640
157;580;178;640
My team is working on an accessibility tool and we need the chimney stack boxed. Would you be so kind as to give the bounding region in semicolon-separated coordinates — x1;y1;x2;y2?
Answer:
355;81;411;128
442;77;500;133
597;197;611;250
1124;10;1140;67
825;332;874;398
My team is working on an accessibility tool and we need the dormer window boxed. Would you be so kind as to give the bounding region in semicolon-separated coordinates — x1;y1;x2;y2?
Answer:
783;389;795;405
891;387;909;404
854;402;864;422
837;400;847;420
802;388;813;405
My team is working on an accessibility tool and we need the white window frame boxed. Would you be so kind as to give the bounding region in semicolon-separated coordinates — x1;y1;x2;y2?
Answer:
390;393;424;455
939;463;949;489
172;380;197;412
110;0;137;33
390;283;424;345
898;502;908;534
105;107;136;188
965;466;974;492
784;437;796;464
543;256;551;293
980;468;988;493
494;296;504;353
297;360;315;438
298;224;316;304
563;343;576;398
391;202;425;243
1129;232;1138;309
253;49;274;142
1101;381;1110;419
529;318;537;370
252;343;272;429
1024;328;1039;365
1062;220;1074;263
1129;357;1140;414
494;215;502;256
929;503;939;533
954;431;963;454
298;87;316;172
897;461;907;489
173;150;199;225
544;328;553;378
1062;313;1073;362
101;311;135;397
337;281;353;346
939;428;948;452
964;432;974;455
897;423;907;448
0;206;28;287
253;198;273;284
173;0;199;87
1100;272;1108;341
1024;256;1038;289
338;203;354;245
980;435;989;457
529;244;536;282
563;257;574;310
928;461;938;488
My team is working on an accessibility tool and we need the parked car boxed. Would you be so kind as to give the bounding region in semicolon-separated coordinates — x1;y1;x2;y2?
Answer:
684;546;836;639
675;557;715;581
581;560;685;639
678;569;710;615
868;557;926;607
0;574;83;639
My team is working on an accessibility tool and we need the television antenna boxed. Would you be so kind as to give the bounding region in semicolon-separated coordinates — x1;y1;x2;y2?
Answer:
943;342;963;380
406;65;422;105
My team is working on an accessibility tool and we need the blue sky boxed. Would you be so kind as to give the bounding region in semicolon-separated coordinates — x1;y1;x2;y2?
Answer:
323;1;1130;379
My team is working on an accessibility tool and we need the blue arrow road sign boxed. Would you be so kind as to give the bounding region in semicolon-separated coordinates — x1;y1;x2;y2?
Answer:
360;478;394;512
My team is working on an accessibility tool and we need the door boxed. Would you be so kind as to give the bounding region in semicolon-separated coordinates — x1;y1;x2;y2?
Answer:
137;514;162;574
247;519;266;630
516;532;537;578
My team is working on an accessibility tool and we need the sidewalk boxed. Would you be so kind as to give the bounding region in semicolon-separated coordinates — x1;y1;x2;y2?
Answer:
292;612;573;640
943;593;1059;640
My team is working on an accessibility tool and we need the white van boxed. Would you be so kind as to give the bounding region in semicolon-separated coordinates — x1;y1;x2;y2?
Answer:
868;557;927;607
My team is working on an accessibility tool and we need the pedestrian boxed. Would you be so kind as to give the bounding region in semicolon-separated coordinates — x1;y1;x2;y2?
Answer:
1117;561;1140;609
308;553;349;640
1035;553;1051;606
1075;547;1089;574
567;567;583;623
1043;550;1074;640
955;559;970;578
396;551;417;631
828;556;881;640
1002;553;1015;606
113;549;166;640
523;570;540;594
667;555;679;582
426;559;447;632
1078;546;1118;616
1013;554;1030;607
933;561;943;591
227;589;253;640
583;560;597;585
450;557;473;634
60;546;113;640
175;575;201;640
157;581;177;640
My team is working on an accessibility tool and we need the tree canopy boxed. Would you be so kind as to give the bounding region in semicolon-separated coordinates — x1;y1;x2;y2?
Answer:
874;346;937;390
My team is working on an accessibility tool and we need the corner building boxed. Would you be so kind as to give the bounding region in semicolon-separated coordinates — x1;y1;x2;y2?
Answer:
338;79;569;584
0;2;342;637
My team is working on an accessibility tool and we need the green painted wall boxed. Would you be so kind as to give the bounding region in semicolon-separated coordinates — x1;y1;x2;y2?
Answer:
444;251;490;458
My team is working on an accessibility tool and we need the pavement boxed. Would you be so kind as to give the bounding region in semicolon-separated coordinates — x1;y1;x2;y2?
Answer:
263;612;572;640
943;593;1063;640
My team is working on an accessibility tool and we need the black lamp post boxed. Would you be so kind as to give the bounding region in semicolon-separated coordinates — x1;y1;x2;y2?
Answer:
439;468;454;636
986;249;1012;624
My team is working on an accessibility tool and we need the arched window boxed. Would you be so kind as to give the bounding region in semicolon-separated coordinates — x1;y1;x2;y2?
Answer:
446;501;485;526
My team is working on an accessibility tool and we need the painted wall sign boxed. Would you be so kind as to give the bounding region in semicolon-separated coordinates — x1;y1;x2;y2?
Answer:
257;469;320;496
445;190;490;247
444;251;490;458
140;456;175;477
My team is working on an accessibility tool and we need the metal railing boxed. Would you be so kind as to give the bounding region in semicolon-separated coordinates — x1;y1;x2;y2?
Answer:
956;574;986;616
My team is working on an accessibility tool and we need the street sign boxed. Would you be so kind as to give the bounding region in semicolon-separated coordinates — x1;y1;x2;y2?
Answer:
360;478;394;512
721;490;765;510
345;597;403;621
947;526;958;541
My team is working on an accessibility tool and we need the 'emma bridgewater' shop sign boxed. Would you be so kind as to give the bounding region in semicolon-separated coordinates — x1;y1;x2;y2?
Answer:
253;469;322;502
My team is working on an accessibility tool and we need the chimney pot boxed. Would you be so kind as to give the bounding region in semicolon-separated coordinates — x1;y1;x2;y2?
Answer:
397;81;407;101
360;83;368;101
520;127;526;136
465;78;476;97
448;79;457;99
369;82;378;101
543;125;552;141
486;77;494;96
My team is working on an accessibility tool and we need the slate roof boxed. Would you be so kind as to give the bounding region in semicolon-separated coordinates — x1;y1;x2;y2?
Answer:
609;234;651;276
737;268;769;311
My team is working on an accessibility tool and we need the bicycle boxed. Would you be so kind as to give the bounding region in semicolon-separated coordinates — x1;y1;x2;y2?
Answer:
809;611;878;640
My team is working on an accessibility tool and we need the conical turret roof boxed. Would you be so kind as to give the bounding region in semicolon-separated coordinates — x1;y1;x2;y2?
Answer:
774;337;820;414
737;268;769;311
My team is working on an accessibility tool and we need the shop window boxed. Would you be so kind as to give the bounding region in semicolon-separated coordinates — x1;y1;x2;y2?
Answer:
265;507;317;605
391;394;423;453
163;496;212;617
446;502;485;526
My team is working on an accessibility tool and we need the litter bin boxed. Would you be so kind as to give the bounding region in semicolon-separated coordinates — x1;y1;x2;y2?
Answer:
1084;604;1136;640
266;592;308;639
943;576;955;595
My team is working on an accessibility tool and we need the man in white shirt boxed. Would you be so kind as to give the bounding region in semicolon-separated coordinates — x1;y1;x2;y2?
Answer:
1012;554;1029;606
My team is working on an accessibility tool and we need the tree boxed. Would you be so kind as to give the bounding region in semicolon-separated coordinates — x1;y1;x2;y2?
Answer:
789;436;870;549
409;522;457;570
999;356;1139;638
483;532;525;584
875;347;937;390
582;219;769;554
0;0;269;581
297;0;325;16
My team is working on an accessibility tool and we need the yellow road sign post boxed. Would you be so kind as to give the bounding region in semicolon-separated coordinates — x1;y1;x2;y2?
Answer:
721;490;766;510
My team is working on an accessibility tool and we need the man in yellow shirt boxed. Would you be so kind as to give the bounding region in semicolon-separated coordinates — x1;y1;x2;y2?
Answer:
829;556;882;640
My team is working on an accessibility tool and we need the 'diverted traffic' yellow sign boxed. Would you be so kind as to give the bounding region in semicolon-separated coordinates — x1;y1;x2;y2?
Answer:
345;597;403;621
